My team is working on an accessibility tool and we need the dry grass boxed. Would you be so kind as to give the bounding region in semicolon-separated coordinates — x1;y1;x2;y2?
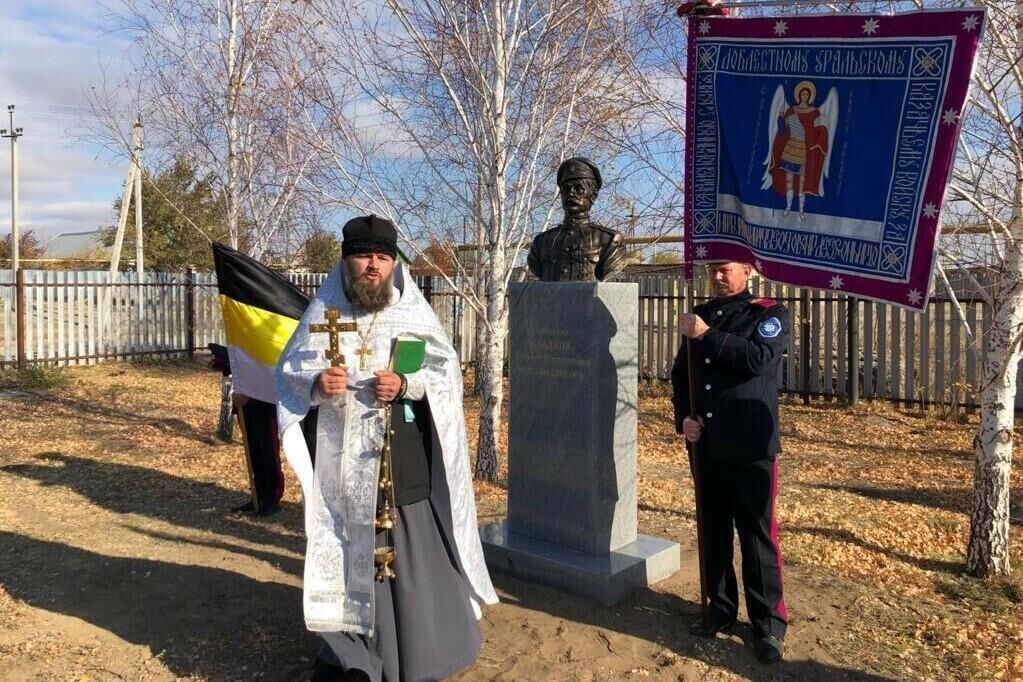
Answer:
0;360;1020;680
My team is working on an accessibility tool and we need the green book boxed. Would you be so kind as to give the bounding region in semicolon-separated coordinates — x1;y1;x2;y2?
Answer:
389;335;426;374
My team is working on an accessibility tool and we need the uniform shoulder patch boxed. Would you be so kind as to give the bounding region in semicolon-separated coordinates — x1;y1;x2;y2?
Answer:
757;316;782;338
749;297;776;309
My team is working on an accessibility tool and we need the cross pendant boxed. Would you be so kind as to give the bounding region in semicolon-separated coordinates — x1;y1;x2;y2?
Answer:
309;308;357;368
355;343;373;371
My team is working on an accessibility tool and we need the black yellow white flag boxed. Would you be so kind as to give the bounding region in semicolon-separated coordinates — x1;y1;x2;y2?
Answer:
212;242;310;403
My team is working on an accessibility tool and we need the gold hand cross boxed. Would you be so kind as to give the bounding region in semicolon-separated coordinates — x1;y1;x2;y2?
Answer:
309;308;357;367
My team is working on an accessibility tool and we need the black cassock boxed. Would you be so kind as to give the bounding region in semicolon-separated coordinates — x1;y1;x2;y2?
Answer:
313;399;482;682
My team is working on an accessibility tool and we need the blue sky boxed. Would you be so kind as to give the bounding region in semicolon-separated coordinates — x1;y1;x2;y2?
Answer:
0;1;132;242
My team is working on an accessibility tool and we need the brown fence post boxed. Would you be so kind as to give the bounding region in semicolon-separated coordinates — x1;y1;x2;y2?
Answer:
16;268;26;370
847;295;859;406
800;288;810;405
186;266;196;358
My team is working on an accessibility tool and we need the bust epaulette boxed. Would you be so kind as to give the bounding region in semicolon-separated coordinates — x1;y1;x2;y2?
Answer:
536;225;560;238
589;223;617;236
749;297;776;309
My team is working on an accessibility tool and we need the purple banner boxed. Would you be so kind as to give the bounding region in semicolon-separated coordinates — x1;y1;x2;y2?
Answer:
685;10;984;309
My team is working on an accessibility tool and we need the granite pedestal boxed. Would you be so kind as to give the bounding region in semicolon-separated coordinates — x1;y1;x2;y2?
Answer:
480;281;679;605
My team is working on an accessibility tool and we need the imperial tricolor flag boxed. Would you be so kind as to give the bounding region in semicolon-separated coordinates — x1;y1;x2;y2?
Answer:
685;9;985;309
212;242;310;403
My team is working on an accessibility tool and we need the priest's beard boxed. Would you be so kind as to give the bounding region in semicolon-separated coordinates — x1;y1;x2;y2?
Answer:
345;266;394;313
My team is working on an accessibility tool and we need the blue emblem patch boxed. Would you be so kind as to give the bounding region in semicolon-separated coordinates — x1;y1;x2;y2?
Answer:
758;317;782;338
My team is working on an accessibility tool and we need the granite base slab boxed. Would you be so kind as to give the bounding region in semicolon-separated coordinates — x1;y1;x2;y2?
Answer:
480;520;680;606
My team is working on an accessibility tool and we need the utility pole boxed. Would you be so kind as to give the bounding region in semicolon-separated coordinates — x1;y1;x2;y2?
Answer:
133;116;143;277
109;115;143;277
1;105;24;277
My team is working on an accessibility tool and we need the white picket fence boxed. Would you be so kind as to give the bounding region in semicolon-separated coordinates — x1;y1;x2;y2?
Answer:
0;270;221;366
0;269;474;368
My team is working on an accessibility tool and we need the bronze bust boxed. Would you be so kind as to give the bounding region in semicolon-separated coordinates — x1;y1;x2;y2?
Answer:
527;157;627;282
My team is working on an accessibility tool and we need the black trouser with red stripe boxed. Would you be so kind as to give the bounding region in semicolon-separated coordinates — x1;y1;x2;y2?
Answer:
693;456;787;639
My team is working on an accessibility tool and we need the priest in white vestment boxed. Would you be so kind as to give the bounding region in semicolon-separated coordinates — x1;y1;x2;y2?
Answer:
275;215;497;682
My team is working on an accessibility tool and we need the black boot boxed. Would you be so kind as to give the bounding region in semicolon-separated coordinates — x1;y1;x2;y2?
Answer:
754;634;784;664
255;502;282;517
688;613;736;638
231;500;257;514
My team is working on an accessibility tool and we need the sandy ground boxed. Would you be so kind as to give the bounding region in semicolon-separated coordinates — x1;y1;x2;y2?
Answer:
0;359;1019;681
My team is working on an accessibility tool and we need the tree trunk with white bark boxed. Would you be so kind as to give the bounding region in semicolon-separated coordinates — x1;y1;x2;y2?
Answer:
935;0;1022;578
967;237;1023;577
225;0;241;249
475;299;507;482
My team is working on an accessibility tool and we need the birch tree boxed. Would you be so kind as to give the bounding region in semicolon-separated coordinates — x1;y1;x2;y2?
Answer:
940;0;1022;577
592;0;692;249
95;0;329;259
308;0;636;481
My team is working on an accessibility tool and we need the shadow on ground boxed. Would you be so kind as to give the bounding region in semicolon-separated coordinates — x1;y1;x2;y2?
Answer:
2;452;305;569
787;524;963;575
807;481;970;514
0;531;317;681
788;434;972;462
805;481;1022;527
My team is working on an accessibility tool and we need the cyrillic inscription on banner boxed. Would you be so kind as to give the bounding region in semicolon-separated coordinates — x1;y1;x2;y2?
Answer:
685;10;984;309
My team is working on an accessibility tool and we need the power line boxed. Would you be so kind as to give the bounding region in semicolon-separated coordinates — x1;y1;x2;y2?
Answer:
19;101;96;110
14;138;76;145
18;111;132;124
19;101;135;116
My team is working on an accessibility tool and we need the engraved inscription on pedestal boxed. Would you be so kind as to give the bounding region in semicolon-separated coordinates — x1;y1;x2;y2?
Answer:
507;282;637;555
481;281;680;605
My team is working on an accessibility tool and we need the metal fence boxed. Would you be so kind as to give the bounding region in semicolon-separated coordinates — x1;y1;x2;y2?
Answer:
1;268;1015;412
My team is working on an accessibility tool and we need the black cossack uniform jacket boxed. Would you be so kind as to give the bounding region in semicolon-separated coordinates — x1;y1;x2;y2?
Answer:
671;291;789;463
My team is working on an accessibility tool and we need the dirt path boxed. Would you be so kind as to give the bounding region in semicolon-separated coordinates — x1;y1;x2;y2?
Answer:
0;465;869;682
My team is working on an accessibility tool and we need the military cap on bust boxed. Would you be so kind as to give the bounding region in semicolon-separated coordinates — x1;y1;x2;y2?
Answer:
341;214;398;259
556;157;602;191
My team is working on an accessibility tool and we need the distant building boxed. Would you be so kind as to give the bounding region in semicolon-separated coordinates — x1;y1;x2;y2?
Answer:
43;230;109;259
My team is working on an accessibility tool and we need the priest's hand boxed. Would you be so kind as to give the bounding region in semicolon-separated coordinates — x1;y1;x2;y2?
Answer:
680;313;709;339
318;367;349;396
374;370;402;403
